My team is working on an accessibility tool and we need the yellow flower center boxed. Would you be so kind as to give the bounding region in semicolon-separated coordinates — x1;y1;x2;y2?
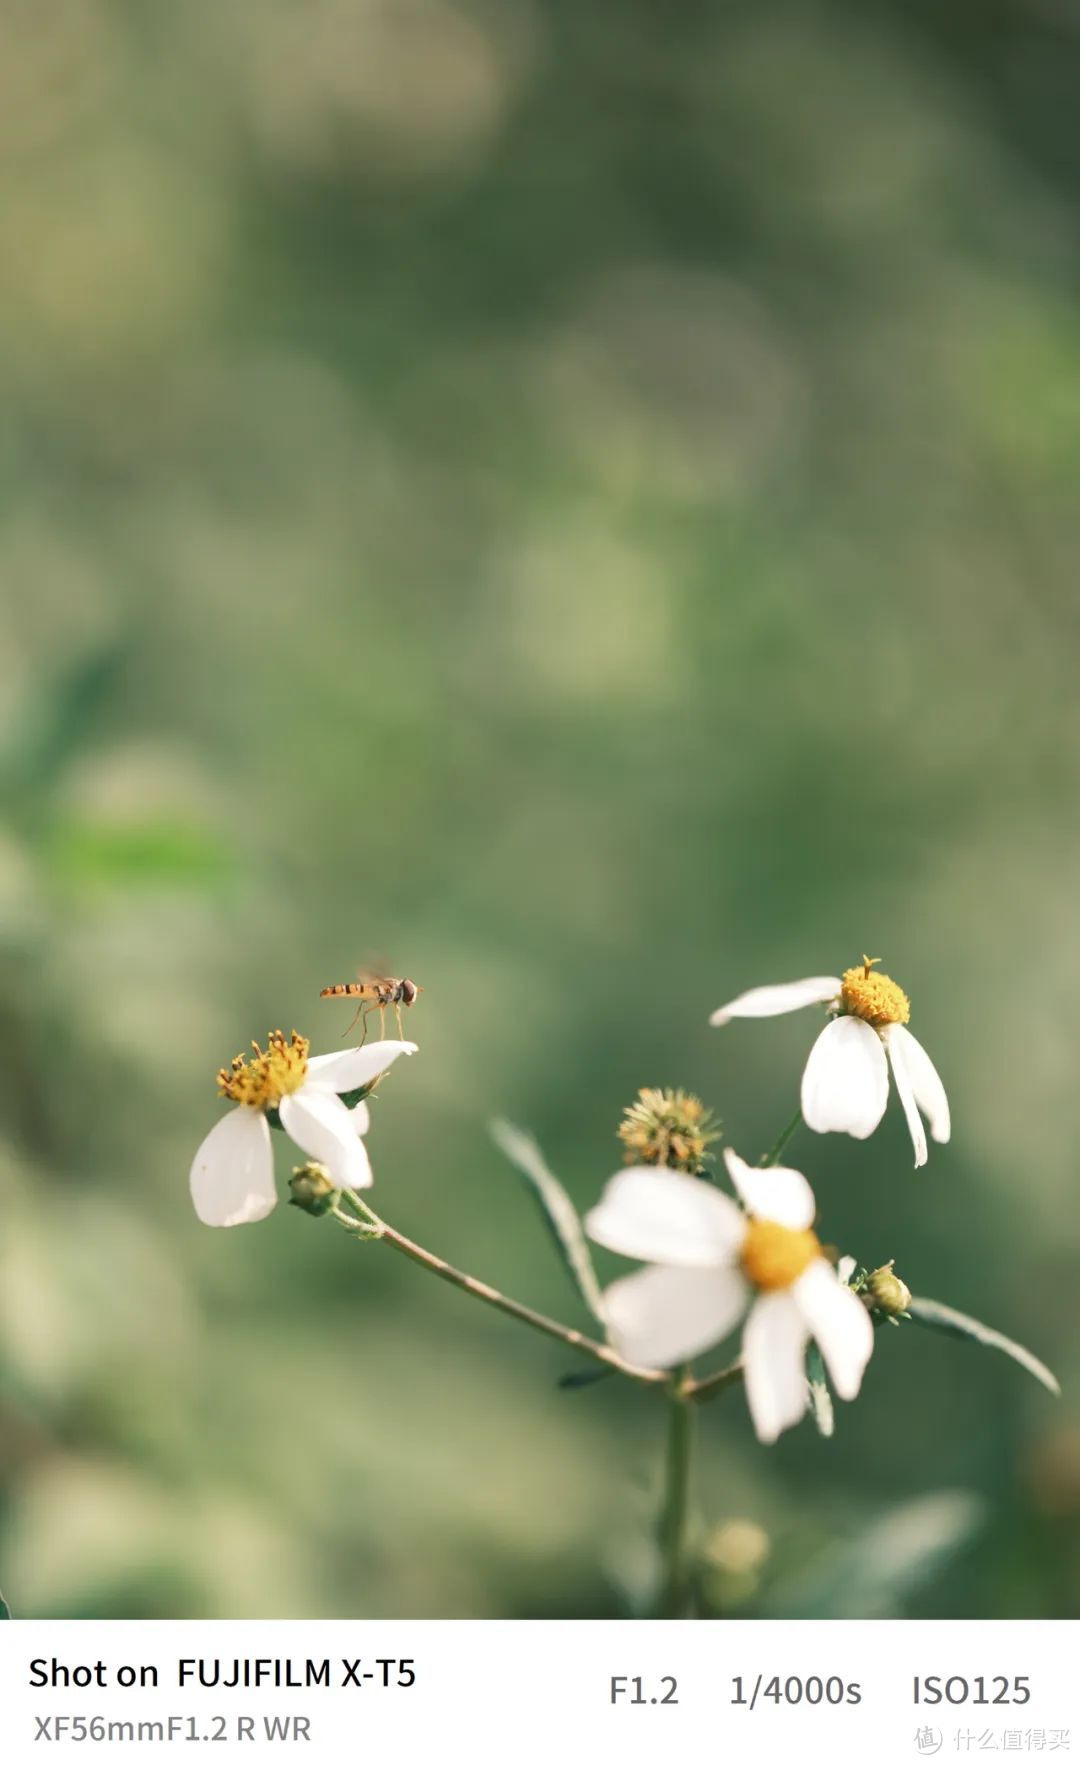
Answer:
740;1217;821;1291
217;1029;310;1108
840;955;910;1026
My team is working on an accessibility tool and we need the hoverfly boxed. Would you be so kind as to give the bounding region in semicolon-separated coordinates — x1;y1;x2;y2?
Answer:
320;968;422;1041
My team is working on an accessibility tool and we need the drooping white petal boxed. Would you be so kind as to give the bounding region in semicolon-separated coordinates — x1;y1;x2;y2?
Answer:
305;1040;418;1094
603;1264;749;1369
792;1259;874;1401
801;1015;889;1140
709;976;840;1027
741;1292;810;1443
723;1147;815;1229
883;1024;927;1168
189;1107;276;1228
836;1255;857;1286
348;1133;373;1188
585;1167;746;1269
887;1024;950;1144
350;1098;371;1136
280;1086;374;1189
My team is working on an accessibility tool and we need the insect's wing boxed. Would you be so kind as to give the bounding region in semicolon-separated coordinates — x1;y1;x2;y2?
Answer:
355;954;394;985
320;954;395;999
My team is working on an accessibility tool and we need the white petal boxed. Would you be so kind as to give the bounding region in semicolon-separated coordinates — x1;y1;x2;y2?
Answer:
800;1015;889;1139
710;976;840;1026
350;1099;371;1136
884;1024;927;1168
888;1024;950;1144
305;1040;418;1093
280;1087;373;1189
585;1167;745;1269
792;1259;874;1401
604;1264;749;1369
836;1255;857;1286
189;1107;276;1228
348;1133;373;1188
742;1293;810;1443
723;1147;815;1229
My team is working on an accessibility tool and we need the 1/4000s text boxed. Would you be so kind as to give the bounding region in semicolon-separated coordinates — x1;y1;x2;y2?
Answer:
731;1676;862;1709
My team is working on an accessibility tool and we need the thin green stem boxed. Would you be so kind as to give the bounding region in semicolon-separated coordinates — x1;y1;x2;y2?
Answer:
332;1193;670;1389
683;1355;744;1404
339;1191;382;1230
655;1387;695;1617
759;1104;803;1167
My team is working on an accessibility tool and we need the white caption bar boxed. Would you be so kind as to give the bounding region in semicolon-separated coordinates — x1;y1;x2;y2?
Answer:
1;1619;1076;1765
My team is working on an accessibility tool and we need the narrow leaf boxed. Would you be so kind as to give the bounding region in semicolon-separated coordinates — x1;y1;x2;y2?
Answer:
762;1490;983;1618
806;1343;834;1437
557;1366;616;1391
4;642;125;795
908;1296;1060;1395
490;1119;608;1327
0;1590;10;1619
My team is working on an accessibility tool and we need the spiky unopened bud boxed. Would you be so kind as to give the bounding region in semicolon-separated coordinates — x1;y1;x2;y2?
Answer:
617;1087;721;1174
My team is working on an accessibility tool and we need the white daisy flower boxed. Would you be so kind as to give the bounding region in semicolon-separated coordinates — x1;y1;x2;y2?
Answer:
710;956;950;1168
585;1150;874;1443
190;1031;417;1228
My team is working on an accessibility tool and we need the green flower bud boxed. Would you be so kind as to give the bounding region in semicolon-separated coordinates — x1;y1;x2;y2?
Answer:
865;1260;912;1317
702;1519;771;1613
705;1519;770;1577
288;1162;338;1217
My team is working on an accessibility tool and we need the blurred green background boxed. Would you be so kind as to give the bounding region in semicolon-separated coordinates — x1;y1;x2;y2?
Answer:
1;0;1078;1620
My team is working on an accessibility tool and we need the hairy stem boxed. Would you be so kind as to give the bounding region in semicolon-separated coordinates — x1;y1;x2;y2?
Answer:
332;1194;670;1389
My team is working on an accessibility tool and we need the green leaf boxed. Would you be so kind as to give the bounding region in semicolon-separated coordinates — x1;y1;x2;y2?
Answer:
489;1119;608;1328
908;1297;1060;1395
4;643;125;796
331;1081;377;1114
48;819;232;892
762;1491;984;1619
0;1590;10;1619
806;1343;834;1437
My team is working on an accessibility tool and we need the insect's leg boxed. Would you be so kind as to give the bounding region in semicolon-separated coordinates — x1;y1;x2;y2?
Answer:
379;1005;386;1039
394;1002;404;1038
342;999;364;1040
